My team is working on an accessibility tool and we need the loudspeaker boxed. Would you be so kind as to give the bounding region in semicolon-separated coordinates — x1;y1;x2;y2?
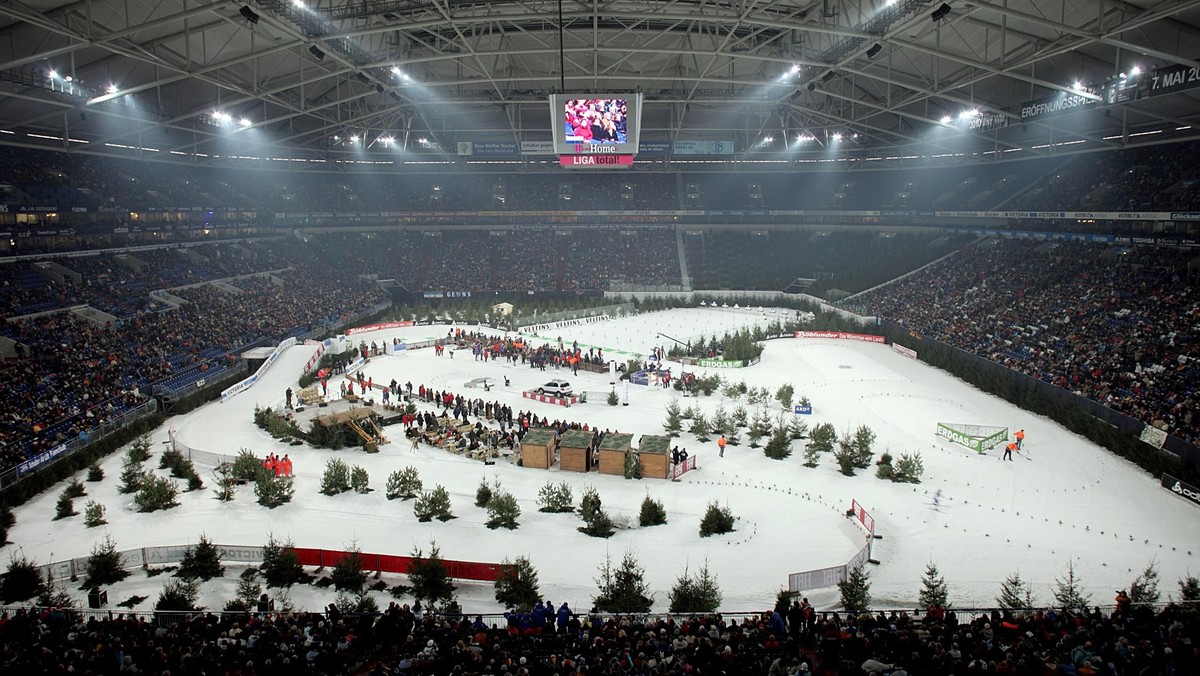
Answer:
931;3;951;21
866;43;882;58
309;45;325;60
240;6;260;24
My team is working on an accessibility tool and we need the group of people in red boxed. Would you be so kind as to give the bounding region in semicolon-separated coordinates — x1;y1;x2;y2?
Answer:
262;452;293;477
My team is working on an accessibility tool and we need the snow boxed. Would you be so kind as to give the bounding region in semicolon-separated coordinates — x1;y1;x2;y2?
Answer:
10;307;1200;614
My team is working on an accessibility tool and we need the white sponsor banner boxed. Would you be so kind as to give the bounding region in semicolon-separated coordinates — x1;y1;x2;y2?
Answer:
891;343;918;359
221;337;297;401
521;141;556;155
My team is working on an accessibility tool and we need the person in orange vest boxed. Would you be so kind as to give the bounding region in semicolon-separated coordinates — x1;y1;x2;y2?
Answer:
1015;429;1025;449
1003;442;1016;461
282;454;293;477
1115;589;1131;615
718;434;727;457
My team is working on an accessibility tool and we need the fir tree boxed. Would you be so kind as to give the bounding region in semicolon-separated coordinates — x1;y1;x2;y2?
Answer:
689;414;710;442
117;457;146;494
127;434;153;463
177;534;225;581
875;452;895;480
65;479;87;499
159;446;187;473
803;440;822;468
213;463;237;502
668;561;722;613
834;431;858;476
894;452;925;483
350;465;370;494
578;487;614;538
0;504;13;547
639;494;667;527
593;550;652;613
83;501;107;528
1129;561;1161;606
134;474;180;513
918;561;950;609
699;501;735;537
414;485;454;522
319;458;351;495
485;492;521;530
1179;574;1200;601
710;405;730;435
408;541;455;607
331;542;368;592
775;383;795;411
155;578;200;611
255;472;294;508
763;423;792;460
852;425;876;468
997;571;1036;611
386;467;422;500
607;389;619;406
475;477;494;508
233;570;263;611
231;449;266;482
1;552;46;604
1052;560;1092;610
536;482;574;513
86;465;105;482
808;423;837;454
623;450;643;479
838;565;871;613
261;534;304;588
664;400;683;437
732;405;749;429
53;491;77;521
787;416;809;441
494;555;541;611
85;534;131;588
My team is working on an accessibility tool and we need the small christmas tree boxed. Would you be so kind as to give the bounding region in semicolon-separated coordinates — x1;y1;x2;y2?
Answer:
127;434;153;463
255;473;294;508
668;560;722;613
593;550;652;613
1052;559;1092;610
261;534;304;588
918;561;950;609
231;449;265;482
177;534;225;581
0;505;13;547
1129;561;1161;606
663;399;683;437
834;431;857;476
350;465;370;494
996;571;1036;611
536;481;574;513
787;416;809;441
699;501;735;537
710;405;730;435
852;424;876;469
607;389;619;406
639;494;667;527
53;491;78;521
775;383;795;411
688;414;710;442
623;450;643;479
319;458;351;495
1179;574;1200;601
386;466;422;500
1;552;46;604
494;555;540;611
408;541;456;608
134;474;179;513
117;457;146;495
84;534;131;588
894;452;925;483
838;565;871;613
83;500;107;528
213;463;236;502
807;422;836;454
485;492;521;530
763;423;792;460
475;477;494;507
155;578;200;611
86;465;105;482
331;542;368;592
414;485;454;522
65;479;86;499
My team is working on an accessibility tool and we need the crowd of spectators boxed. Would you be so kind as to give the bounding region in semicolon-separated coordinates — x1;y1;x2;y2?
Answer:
1;595;1197;675
855;239;1199;444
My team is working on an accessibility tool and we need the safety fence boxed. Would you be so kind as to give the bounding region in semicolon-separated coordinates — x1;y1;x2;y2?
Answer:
787;499;876;594
39;542;509;584
511;302;634;328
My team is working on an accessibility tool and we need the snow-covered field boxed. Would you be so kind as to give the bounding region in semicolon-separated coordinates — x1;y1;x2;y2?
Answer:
9;307;1200;614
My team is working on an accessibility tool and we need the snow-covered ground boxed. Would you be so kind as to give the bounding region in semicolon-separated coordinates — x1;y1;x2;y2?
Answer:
9;307;1200;614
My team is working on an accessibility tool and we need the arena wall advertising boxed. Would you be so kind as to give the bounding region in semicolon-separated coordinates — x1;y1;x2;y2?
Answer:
795;330;885;343
1162;473;1200;508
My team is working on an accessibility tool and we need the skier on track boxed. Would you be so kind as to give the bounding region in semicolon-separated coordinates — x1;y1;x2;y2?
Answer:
932;489;943;511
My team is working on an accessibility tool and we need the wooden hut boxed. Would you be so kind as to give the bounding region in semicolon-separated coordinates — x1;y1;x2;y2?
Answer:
557;429;594;473
597;432;634;476
638;435;672;479
520;428;557;469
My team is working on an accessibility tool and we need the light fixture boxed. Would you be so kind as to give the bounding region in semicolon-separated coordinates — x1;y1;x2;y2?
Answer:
239;6;260;23
309;45;325;60
866;43;883;59
1072;81;1084;91
959;109;979;120
832;132;843;141
1130;65;1141;76
64;75;73;82
806;82;816;92
391;66;403;77
106;84;119;95
931;3;951;21
48;70;58;79
238;118;251;127
213;111;232;123
941;115;953;124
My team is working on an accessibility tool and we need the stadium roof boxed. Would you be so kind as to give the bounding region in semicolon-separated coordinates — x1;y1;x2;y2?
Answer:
1;0;1198;167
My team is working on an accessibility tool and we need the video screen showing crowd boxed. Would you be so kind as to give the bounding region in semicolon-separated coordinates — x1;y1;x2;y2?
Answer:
563;98;628;145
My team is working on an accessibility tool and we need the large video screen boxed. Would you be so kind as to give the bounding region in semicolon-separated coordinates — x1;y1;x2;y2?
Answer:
550;94;643;155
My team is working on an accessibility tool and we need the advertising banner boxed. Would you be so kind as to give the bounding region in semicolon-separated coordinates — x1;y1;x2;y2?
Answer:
795;330;885;343
697;357;744;369
1019;91;1098;120
892;343;918;359
793;404;813;415
1162;474;1200;508
456;141;519;157
559;154;635;168
520;141;555;155
673;140;735;155
347;320;414;335
1147;64;1200;97
17;443;69;477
